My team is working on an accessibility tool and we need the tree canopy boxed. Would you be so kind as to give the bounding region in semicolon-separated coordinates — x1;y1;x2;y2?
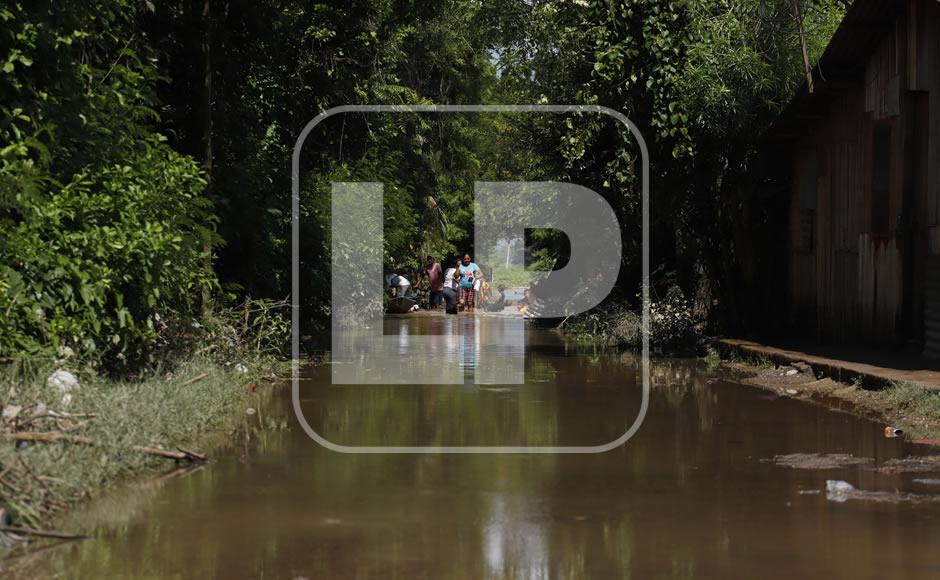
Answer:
0;0;846;365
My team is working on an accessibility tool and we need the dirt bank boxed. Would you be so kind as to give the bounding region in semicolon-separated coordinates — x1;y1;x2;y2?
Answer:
722;357;940;441
0;357;286;556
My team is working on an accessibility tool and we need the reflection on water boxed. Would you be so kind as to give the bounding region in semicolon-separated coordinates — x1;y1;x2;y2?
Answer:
331;315;526;385
10;317;940;579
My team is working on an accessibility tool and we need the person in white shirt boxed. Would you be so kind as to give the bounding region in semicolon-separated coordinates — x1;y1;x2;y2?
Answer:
441;256;460;314
385;272;411;298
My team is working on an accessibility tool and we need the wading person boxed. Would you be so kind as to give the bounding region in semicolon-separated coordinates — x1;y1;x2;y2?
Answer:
458;253;482;312
442;256;460;314
418;254;444;309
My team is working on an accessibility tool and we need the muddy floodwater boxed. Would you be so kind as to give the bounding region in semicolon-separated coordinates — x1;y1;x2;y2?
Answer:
12;316;940;578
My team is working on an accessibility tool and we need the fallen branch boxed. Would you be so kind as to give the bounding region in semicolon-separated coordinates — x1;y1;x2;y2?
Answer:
0;525;87;540
1;432;208;462
175;446;207;461
181;372;210;386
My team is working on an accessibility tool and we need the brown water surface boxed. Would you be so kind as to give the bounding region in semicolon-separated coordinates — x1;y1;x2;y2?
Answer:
11;316;940;578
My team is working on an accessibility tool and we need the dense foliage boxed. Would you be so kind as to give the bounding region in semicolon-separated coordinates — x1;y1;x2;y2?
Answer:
0;1;216;365
1;0;848;365
486;0;845;327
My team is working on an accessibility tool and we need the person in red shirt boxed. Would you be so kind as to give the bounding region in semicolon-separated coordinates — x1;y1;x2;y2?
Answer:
418;254;444;309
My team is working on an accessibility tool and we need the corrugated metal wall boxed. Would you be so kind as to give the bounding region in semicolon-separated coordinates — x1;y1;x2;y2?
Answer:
926;255;940;358
923;0;940;357
785;0;940;349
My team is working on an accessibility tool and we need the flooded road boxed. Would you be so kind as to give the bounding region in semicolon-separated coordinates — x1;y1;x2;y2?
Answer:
14;317;940;578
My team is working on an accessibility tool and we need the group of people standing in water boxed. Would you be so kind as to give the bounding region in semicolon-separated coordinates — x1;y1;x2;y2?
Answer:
419;253;484;314
386;252;521;314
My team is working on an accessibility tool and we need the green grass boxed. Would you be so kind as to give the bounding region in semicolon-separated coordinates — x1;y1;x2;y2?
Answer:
703;346;721;370
0;356;281;528
752;355;775;370
882;381;940;439
487;265;544;289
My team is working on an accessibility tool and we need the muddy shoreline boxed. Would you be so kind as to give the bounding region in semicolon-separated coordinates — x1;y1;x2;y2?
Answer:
722;357;940;441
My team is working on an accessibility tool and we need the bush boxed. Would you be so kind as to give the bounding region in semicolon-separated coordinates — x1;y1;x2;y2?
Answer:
0;2;218;368
0;141;216;366
568;286;703;351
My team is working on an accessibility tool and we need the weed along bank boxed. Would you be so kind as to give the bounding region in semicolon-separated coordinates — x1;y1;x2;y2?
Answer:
8;1;940;578
743;0;940;355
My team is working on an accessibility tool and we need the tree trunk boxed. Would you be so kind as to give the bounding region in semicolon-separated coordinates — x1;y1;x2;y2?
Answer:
199;0;213;313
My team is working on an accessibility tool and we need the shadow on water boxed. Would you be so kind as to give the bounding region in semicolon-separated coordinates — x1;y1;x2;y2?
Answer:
9;316;940;578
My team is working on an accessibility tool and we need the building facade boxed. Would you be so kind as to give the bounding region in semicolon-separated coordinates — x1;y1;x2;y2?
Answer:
753;0;940;356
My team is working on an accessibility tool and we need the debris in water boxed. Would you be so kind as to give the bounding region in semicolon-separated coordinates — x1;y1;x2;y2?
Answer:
878;456;940;474
745;361;817;387
772;453;872;470
785;388;799;395
826;479;855;502
883;426;903;438
912;478;940;486
825;479;940;504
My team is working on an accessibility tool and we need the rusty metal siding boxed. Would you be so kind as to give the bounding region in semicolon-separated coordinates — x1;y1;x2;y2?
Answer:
773;0;940;351
930;1;940;227
786;7;924;346
789;146;817;330
925;256;940;358
926;0;940;358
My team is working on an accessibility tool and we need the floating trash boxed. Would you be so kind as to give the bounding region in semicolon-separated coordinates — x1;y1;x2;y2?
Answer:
826;479;855;497
883;426;903;438
878;456;940;474
772;453;872;470
825;479;940;504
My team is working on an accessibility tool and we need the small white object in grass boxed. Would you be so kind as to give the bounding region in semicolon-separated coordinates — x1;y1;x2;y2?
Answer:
47;369;79;393
47;369;79;408
245;407;256;415
234;363;248;374
1;405;22;421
